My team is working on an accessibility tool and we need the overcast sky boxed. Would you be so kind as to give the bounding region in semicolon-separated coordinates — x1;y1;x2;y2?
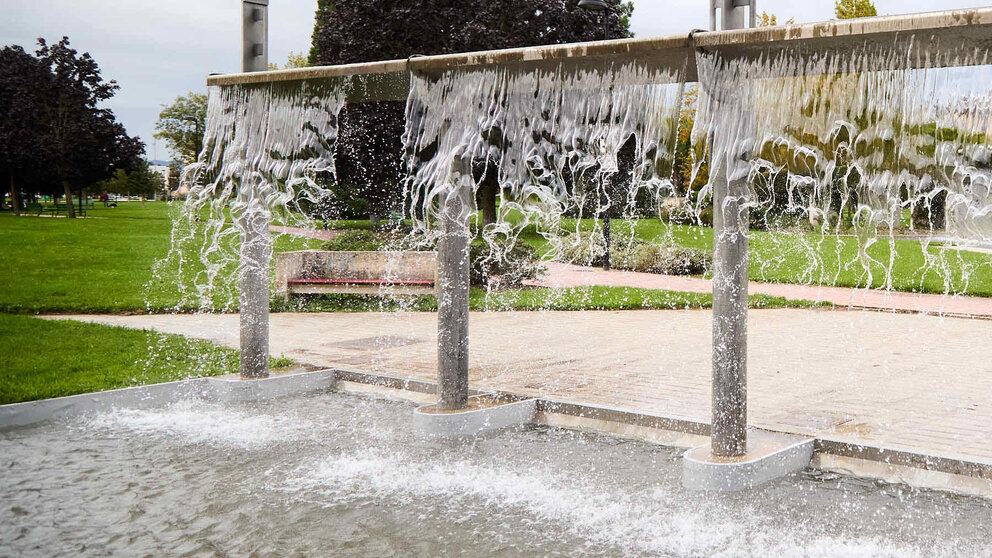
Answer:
3;0;990;161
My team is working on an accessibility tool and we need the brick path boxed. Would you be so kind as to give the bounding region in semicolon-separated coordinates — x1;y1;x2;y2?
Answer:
529;262;992;318
58;309;992;465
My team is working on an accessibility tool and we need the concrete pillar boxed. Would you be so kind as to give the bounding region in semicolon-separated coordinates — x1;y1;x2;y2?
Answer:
242;0;268;73
240;206;271;378
708;1;753;457
710;137;749;457
239;0;270;379
711;0;756;31
436;155;473;410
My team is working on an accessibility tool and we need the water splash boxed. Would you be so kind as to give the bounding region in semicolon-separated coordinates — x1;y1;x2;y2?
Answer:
152;80;346;310
402;63;685;275
694;43;992;295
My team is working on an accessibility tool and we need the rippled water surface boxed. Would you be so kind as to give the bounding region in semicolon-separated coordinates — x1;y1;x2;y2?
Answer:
2;392;991;557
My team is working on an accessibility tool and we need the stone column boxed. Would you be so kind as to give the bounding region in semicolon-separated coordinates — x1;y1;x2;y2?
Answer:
710;138;750;457
436;154;473;410
239;205;271;378
239;0;270;379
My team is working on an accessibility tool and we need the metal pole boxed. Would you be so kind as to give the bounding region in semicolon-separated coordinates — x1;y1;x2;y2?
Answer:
710;133;750;456
436;154;472;410
242;0;268;73
710;0;753;457
239;0;270;379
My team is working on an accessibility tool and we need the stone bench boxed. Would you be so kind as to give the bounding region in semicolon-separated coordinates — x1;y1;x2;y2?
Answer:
275;250;438;300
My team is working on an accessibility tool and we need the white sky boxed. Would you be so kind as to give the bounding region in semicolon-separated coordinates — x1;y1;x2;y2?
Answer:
2;0;990;160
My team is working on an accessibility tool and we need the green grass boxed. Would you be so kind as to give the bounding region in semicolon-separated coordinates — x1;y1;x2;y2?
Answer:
0;314;242;404
3;205;989;317
276;286;828;313
511;217;992;297
0;203;319;314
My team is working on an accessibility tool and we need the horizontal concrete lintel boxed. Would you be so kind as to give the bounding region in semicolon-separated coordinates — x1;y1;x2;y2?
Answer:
207;7;992;95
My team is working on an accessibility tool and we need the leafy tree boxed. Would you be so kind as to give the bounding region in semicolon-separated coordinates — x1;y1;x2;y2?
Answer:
835;0;877;19
268;50;310;71
154;92;206;165
757;12;794;26
309;0;634;223
673;86;708;199
34;37;143;217
0;45;54;214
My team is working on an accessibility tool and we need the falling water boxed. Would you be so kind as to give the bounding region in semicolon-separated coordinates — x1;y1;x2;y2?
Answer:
695;43;992;295
153;80;345;310
158;31;992;307
402;62;685;274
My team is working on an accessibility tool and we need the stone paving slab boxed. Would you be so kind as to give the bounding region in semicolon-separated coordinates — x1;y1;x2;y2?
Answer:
529;262;992;318
53;308;992;464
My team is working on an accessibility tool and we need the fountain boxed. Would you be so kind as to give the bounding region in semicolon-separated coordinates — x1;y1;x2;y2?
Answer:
186;3;992;489
5;4;992;552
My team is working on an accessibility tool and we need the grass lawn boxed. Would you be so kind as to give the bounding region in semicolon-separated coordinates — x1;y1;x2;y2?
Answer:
511;217;992;297
277;285;828;313
3;203;987;317
0;314;297;404
0;203;318;314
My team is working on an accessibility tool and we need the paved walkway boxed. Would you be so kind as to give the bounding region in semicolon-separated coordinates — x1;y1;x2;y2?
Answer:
529;262;992;319
57;308;992;466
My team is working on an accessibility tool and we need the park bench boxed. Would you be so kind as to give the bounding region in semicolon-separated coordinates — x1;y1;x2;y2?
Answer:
275;250;438;301
24;203;44;216
50;203;85;217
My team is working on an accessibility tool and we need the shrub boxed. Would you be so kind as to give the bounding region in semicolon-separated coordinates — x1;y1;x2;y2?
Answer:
470;238;545;288
559;230;710;276
621;243;711;275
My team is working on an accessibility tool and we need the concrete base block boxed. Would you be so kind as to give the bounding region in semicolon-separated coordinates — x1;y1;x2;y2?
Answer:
205;369;337;403
0;369;338;429
682;429;814;491
414;395;536;438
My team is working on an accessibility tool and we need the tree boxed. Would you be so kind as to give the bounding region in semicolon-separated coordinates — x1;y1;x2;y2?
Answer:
0;45;54;215
757;12;794;27
268;50;310;71
309;0;634;223
835;0;877;19
154;92;206;165
34;37;143;218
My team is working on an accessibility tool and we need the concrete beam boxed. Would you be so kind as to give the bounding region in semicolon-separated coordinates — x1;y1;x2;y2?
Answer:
208;7;992;98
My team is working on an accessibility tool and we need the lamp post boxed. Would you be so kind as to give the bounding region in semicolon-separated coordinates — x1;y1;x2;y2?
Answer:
578;0;614;271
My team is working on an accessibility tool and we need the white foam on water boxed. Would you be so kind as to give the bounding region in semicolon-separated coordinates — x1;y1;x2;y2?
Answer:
279;450;943;557
83;400;320;449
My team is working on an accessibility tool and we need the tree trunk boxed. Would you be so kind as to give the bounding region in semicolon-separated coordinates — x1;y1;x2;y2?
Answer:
10;175;20;216
478;178;498;227
79;187;86;216
63;181;76;218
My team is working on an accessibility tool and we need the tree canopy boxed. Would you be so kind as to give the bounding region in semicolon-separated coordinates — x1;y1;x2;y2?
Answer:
835;0;878;19
308;0;634;221
1;37;143;217
154;92;206;165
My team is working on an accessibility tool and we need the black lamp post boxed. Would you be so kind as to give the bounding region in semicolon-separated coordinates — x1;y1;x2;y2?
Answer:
578;0;613;270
